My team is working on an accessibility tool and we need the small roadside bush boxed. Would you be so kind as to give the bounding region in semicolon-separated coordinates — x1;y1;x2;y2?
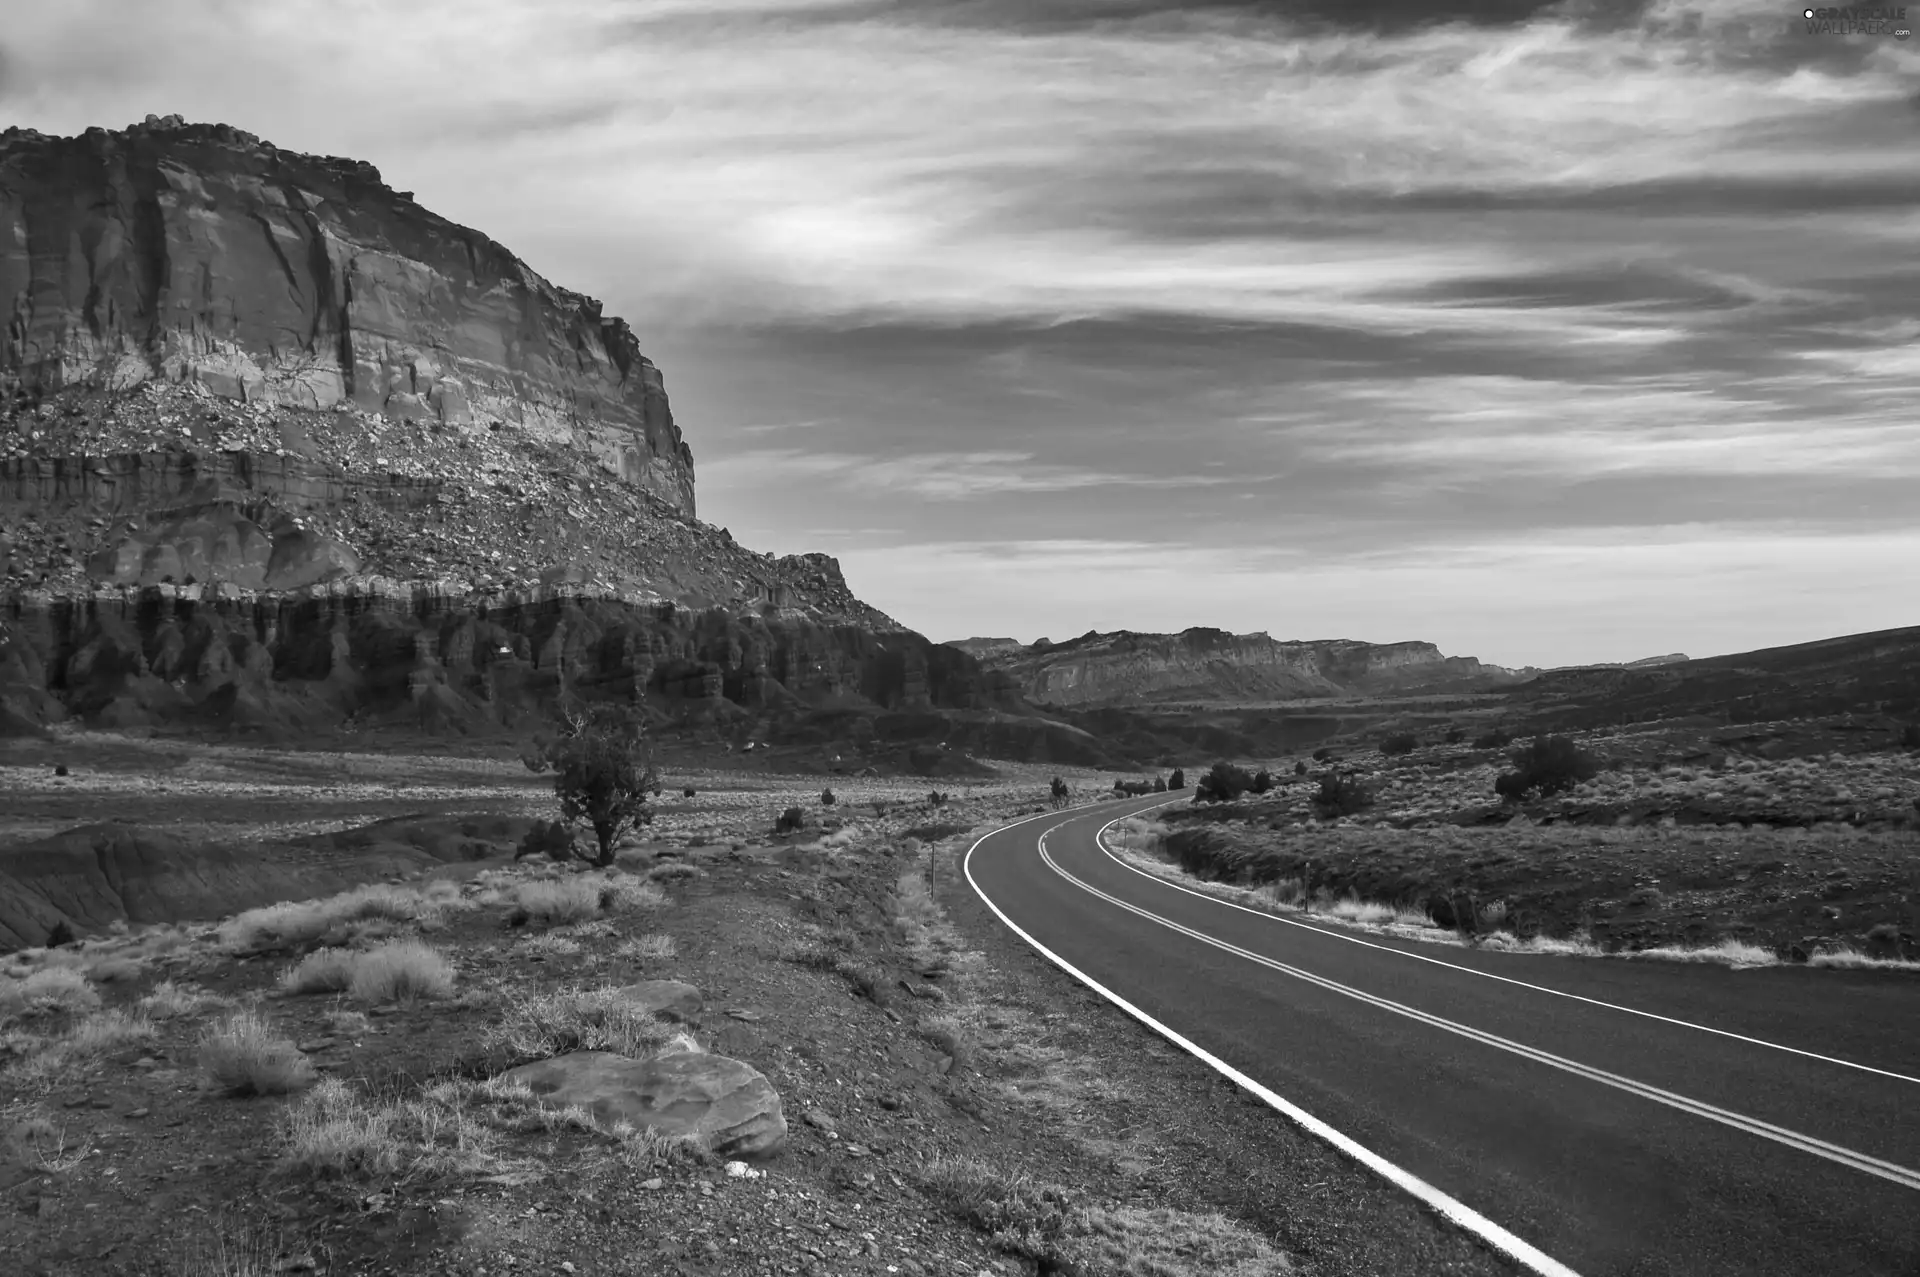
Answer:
820;787;836;806
1312;771;1374;818
1380;734;1417;756
1293;760;1307;776
1251;769;1273;794
1194;761;1256;804
1900;723;1920;749
1168;768;1185;790
1311;748;1332;762
1152;776;1167;793
1494;735;1599;802
683;786;697;798
1445;727;1465;744
1473;730;1513;751
775;806;808;835
513;878;603;926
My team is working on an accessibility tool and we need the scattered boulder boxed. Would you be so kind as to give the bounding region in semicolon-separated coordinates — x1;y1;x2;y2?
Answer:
615;980;704;1023
501;1050;787;1159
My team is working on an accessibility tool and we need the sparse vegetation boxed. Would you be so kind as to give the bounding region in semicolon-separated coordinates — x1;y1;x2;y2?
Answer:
920;1156;1291;1276
520;702;664;866
775;805;808;834
483;984;692;1063
1494;735;1599;802
1194;761;1257;804
820;786;836;806
1311;771;1374;818
344;939;457;1003
198;1010;315;1096
1473;729;1513;750
1380;733;1417;756
1168;767;1185;790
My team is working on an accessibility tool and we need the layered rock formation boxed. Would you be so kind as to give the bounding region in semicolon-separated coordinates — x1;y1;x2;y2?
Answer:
0;114;694;512
0;117;1039;746
955;627;1528;707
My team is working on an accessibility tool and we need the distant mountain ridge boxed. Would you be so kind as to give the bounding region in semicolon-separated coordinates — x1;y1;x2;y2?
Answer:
944;627;1530;707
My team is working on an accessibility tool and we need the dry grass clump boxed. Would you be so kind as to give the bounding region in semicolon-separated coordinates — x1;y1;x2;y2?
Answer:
198;1010;316;1096
2;1008;159;1086
5;1115;92;1173
1627;938;1777;968
280;941;455;1003
921;1156;1291;1276
1805;946;1920;972
519;934;584;958
348;940;457;1003
221;882;470;954
645;862;702;885
512;878;604;926
482;985;695;1063
280;1076;530;1181
611;1120;711;1170
0;966;101;1026
616;933;677;962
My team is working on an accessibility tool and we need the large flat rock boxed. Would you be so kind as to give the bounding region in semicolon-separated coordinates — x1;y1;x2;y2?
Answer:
502;1049;786;1160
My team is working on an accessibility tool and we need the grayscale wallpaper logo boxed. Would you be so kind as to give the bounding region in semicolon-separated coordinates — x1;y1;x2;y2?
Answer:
1803;6;1912;36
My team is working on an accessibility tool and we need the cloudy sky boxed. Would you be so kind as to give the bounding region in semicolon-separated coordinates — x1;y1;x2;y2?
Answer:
5;0;1917;667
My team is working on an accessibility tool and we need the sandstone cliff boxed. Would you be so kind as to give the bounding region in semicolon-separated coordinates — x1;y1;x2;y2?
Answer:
0;118;1064;753
0;115;694;512
953;627;1527;707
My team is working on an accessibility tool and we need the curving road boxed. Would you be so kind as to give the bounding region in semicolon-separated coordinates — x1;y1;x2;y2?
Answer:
964;797;1920;1277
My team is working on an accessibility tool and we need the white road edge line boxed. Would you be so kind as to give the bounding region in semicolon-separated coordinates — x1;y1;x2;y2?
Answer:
1099;797;1920;1088
962;804;1586;1277
1043;818;1920;1194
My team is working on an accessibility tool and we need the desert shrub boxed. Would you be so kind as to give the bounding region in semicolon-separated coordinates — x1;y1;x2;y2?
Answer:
820;787;837;806
346;940;456;1004
598;875;667;912
45;920;75;948
281;948;359;995
1494;735;1598;802
513;878;603;926
199;1011;315;1096
1194;762;1256;804
484;985;689;1063
1445;727;1465;744
514;819;577;863
1473;730;1513;751
1293;760;1307;776
520;703;663;867
1312;771;1374;818
647;862;702;884
1153;776;1167;792
1380;734;1417;756
928;790;949;808
1900;723;1920;749
683;786;697;798
1311;748;1332;762
0;967;100;1025
53;764;69;778
775;805;808;835
1168;768;1185;790
137;980;224;1020
1251;769;1273;794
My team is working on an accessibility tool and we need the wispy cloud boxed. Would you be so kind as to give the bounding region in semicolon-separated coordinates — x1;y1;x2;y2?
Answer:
703;448;1238;500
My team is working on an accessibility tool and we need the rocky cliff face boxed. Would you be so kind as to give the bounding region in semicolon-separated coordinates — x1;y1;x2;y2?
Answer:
0;115;694;512
954;628;1526;707
0;118;1040;746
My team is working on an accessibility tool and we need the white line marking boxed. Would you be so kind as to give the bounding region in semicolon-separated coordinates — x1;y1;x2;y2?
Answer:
1044;815;1920;1193
1098;797;1920;1088
962;805;1586;1277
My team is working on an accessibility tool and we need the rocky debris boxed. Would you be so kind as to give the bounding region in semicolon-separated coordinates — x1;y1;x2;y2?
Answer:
0;118;694;514
501;1049;788;1159
614;978;704;1022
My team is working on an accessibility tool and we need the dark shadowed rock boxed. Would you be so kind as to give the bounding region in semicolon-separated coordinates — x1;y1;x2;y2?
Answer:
502;1049;787;1159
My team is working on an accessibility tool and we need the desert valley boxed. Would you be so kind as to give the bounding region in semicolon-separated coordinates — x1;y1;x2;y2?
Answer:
2;108;1916;1277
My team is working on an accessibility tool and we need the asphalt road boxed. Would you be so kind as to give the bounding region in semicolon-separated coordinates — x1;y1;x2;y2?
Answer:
964;798;1920;1277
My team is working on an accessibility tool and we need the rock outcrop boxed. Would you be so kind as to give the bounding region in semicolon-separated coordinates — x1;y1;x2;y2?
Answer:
0;118;1070;750
0;115;694;513
502;1049;788;1160
957;627;1527;707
